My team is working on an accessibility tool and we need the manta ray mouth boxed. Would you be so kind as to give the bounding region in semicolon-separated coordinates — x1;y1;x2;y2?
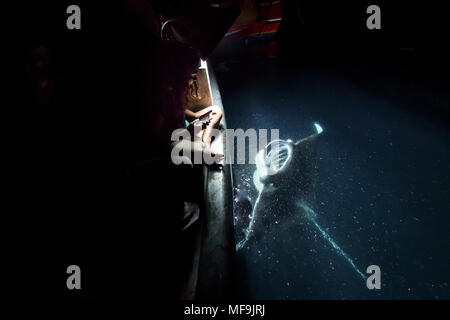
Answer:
253;140;294;192
265;140;293;172
253;122;324;192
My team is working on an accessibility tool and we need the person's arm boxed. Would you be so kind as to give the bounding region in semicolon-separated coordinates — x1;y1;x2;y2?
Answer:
184;108;198;121
200;106;222;148
184;105;223;148
184;106;216;121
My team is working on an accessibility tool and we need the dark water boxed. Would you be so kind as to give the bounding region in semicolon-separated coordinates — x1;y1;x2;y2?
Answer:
212;52;450;299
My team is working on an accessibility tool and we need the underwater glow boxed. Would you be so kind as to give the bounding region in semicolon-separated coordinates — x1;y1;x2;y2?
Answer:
253;148;267;193
266;140;292;172
238;124;366;281
298;203;367;280
252;140;294;193
238;185;367;281
253;170;264;193
314;122;323;134
236;185;264;250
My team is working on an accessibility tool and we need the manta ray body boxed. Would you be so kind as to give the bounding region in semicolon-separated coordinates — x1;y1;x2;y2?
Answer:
234;124;367;299
237;123;323;251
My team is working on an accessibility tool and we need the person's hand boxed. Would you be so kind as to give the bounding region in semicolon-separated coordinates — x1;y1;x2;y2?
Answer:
201;119;211;130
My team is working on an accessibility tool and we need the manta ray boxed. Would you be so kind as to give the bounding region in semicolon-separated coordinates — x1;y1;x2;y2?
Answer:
236;123;324;251
234;124;366;298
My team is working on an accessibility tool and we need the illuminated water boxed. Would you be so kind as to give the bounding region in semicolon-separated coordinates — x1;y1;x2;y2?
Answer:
306;208;367;281
214;55;450;299
237;169;367;281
